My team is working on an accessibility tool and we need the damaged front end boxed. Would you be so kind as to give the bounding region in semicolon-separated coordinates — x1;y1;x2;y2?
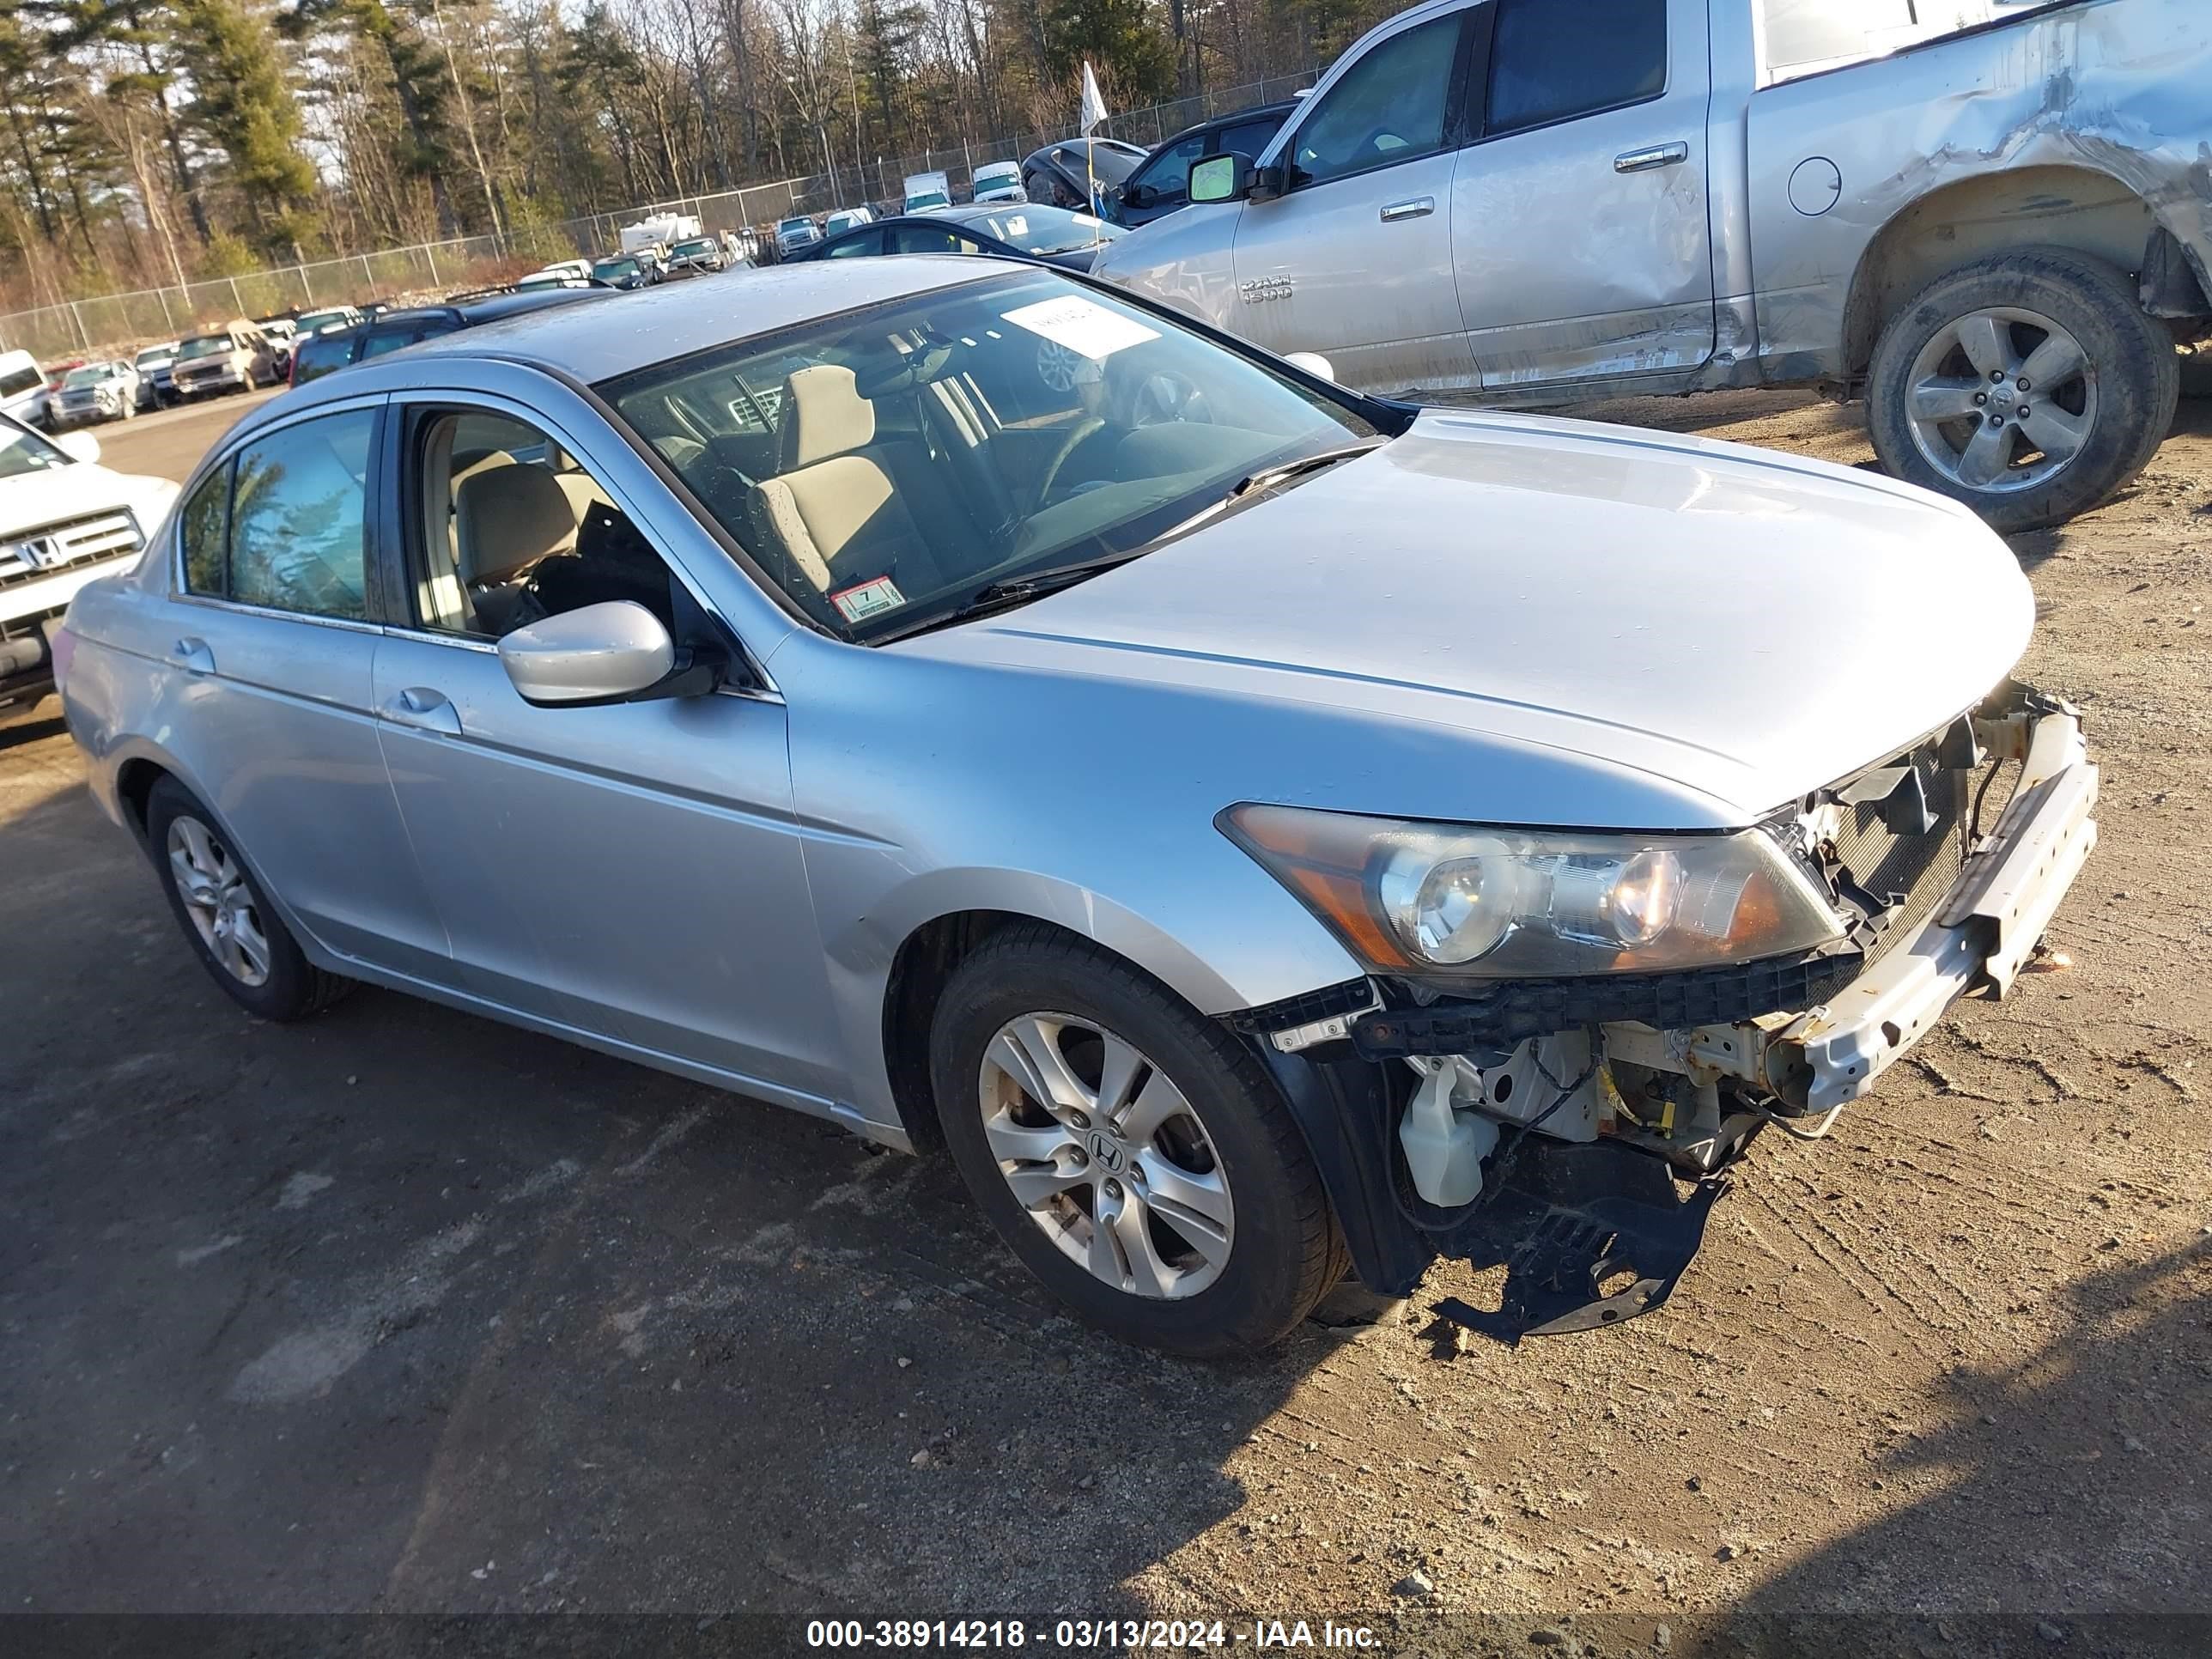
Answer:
1231;681;2098;1342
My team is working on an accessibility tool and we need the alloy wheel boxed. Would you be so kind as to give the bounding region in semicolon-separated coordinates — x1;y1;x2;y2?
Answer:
166;815;271;988
1904;306;2097;495
977;1012;1235;1299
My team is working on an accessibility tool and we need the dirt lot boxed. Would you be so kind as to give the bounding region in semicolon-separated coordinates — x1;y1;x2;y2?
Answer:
3;388;2207;1656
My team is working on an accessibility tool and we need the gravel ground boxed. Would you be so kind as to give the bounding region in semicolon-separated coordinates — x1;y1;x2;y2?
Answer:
2;387;2206;1657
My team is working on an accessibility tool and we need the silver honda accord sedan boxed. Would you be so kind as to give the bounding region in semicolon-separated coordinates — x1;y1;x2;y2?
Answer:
56;258;2097;1354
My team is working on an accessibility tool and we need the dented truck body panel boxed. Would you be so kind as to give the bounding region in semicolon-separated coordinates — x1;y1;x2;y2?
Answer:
1090;0;2210;407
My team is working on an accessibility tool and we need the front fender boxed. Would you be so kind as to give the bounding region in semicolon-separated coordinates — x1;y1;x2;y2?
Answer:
1090;200;1248;332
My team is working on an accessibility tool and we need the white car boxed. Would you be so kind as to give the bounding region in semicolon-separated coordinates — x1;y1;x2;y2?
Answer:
50;360;143;428
823;207;876;238
1;410;177;708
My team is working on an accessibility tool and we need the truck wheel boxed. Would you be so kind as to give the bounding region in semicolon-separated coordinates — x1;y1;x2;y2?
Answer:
930;925;1345;1357
145;776;354;1021
1867;247;2179;533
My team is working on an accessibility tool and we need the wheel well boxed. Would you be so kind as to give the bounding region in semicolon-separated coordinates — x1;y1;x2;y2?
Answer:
881;909;1026;1150
115;757;168;839
1841;165;2179;380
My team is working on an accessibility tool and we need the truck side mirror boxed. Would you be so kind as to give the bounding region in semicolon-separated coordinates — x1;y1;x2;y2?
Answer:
1188;152;1253;205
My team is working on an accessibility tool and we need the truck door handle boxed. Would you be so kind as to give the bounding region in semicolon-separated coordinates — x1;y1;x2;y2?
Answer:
1380;197;1435;222
382;687;463;735
167;637;215;674
1615;143;1689;173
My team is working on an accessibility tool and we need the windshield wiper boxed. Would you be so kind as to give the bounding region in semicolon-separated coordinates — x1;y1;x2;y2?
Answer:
1227;438;1387;501
873;553;1146;641
873;440;1387;643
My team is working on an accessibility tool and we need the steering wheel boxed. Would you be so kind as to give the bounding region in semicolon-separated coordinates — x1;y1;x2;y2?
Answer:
1129;372;1212;428
1033;416;1107;509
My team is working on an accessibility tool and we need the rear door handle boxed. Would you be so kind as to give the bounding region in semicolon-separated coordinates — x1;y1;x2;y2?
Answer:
382;687;463;736
1380;197;1435;222
168;637;215;674
1615;142;1689;173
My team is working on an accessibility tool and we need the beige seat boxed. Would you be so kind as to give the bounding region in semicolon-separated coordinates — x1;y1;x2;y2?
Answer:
454;464;580;632
757;365;929;592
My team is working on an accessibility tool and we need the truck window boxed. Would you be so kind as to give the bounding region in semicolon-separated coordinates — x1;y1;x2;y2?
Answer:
1486;0;1668;138
1288;12;1462;188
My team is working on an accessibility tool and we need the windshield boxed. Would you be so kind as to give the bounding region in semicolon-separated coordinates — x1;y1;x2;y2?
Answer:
135;348;171;368
0;416;70;478
297;310;350;332
963;205;1121;255
778;218;813;234
906;191;950;210
1062;143;1142;186
975;164;1018;185
63;364;115;387
594;258;641;280
600;268;1380;642
291;336;356;383
177;335;233;360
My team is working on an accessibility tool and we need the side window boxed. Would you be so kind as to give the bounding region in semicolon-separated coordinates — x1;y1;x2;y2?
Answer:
228;410;375;619
179;461;233;596
410;407;682;641
1215;118;1285;162
889;225;982;255
826;231;884;258
1486;0;1668;137
1288;13;1463;188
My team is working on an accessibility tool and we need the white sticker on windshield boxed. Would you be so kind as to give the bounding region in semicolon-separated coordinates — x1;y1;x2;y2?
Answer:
830;575;905;623
1000;296;1158;362
1001;215;1029;238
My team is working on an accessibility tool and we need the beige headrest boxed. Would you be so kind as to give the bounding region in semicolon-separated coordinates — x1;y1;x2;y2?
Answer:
778;364;877;470
455;464;576;586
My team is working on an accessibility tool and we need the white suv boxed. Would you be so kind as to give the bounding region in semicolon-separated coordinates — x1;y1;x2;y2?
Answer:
0;411;178;708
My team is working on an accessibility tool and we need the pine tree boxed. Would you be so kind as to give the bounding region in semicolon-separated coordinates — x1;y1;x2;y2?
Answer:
173;0;321;258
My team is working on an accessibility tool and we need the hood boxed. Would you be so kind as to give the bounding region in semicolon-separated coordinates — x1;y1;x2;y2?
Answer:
913;410;2034;823
2;460;179;542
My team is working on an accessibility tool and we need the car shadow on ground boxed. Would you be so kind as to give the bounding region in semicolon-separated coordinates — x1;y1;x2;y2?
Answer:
1692;1245;2212;1659
0;768;1369;1618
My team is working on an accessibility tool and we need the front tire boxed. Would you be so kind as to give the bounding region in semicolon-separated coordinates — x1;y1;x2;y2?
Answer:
145;776;353;1021
1867;247;2179;533
930;926;1343;1357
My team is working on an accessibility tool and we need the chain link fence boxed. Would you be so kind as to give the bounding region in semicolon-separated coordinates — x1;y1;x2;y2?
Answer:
0;72;1316;363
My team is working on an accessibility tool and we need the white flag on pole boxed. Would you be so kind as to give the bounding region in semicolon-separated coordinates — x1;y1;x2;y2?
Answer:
1079;61;1109;135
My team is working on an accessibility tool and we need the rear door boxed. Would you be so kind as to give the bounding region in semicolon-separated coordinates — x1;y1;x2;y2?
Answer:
160;398;449;978
1449;0;1717;392
1228;6;1480;398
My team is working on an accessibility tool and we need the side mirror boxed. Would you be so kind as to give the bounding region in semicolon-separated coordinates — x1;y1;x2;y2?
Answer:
1283;351;1338;383
1187;152;1252;205
497;599;721;707
1122;184;1152;209
56;429;100;464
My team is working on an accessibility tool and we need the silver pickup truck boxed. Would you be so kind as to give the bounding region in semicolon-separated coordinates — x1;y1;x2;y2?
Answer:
1090;0;2209;531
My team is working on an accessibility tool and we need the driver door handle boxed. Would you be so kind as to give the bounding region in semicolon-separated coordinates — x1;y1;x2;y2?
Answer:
167;637;215;675
382;687;463;736
1380;197;1434;222
1615;142;1689;173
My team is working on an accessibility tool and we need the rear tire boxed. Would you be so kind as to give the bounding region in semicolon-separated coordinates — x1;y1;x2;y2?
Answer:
145;776;354;1022
930;925;1344;1357
1867;247;2179;533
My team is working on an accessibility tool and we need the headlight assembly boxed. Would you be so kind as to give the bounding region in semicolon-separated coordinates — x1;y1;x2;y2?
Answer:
1219;804;1844;981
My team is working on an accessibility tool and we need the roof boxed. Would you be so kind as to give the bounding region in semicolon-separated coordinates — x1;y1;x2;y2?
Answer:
355;257;1001;386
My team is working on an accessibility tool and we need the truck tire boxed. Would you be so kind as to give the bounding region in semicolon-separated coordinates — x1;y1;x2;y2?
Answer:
1867;247;2179;534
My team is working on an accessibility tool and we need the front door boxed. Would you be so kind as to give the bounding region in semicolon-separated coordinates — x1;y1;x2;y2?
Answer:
1229;6;1480;398
368;397;844;1108
1450;0;1716;393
